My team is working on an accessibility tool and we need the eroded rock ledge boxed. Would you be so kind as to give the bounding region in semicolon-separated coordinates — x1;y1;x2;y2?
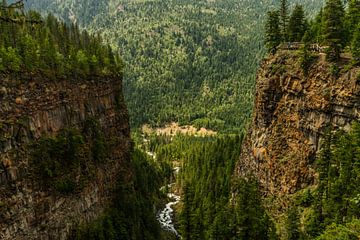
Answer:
0;75;130;239
237;52;360;198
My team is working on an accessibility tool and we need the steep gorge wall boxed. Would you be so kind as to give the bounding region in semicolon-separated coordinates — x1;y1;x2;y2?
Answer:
0;75;130;239
237;52;360;199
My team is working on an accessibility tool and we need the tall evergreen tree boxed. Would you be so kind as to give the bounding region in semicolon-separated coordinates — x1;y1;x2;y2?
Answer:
352;24;360;64
280;0;289;41
286;207;301;240
265;10;281;54
288;4;306;42
322;0;345;61
308;8;323;44
180;183;194;240
233;178;277;240
300;30;312;75
346;0;360;40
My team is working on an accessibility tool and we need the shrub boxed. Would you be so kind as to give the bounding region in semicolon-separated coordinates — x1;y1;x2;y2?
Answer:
31;129;84;192
54;178;76;194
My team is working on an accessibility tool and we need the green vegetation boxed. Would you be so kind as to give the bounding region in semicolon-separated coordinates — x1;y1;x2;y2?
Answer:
316;220;360;240
31;119;107;194
0;2;121;78
299;31;315;75
280;0;290;41
73;148;163;240
147;134;277;239
26;0;323;131
285;206;301;240
14;1;360;240
352;24;360;64
265;0;360;64
283;123;360;239
288;4;306;42
321;0;345;61
266;11;282;55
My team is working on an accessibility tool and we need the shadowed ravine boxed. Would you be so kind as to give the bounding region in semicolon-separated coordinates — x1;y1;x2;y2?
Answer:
157;169;182;239
157;188;181;238
144;144;182;238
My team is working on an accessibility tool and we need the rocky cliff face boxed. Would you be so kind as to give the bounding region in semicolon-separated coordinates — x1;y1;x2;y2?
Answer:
237;52;360;198
0;75;130;239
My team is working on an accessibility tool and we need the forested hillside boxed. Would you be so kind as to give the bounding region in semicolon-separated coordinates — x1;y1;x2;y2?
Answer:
147;134;278;239
0;7;121;78
25;0;324;131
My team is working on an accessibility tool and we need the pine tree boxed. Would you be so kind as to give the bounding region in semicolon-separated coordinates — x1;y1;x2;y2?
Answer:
346;0;360;40
280;0;289;42
351;24;360;64
322;0;345;61
288;4;306;42
308;8;323;44
233;178;276;239
265;10;281;54
300;31;312;75
180;183;194;240
286;207;301;240
20;34;39;71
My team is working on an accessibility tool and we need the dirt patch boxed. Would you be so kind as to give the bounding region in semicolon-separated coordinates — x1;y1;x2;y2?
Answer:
142;122;217;136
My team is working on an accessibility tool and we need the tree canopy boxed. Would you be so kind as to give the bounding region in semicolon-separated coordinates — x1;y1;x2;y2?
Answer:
0;3;122;78
25;0;323;130
288;4;306;42
321;0;345;61
265;10;281;54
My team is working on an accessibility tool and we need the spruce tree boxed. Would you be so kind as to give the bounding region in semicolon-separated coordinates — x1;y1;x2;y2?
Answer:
233;178;277;239
308;8;323;44
288;4;306;42
351;24;360;64
286;207;301;240
346;0;360;40
322;0;345;61
265;10;281;54
180;183;193;240
300;31;312;75
280;0;289;42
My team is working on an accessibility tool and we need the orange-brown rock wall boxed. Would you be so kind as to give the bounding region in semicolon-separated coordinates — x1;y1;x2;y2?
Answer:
237;52;360;197
0;75;130;239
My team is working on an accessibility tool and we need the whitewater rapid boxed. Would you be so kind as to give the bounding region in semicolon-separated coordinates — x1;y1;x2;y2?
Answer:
157;178;182;238
144;143;181;238
157;191;181;237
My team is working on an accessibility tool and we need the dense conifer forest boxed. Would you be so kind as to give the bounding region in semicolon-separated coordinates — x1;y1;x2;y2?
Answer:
0;2;122;79
3;0;360;239
265;0;360;65
25;0;323;131
146;134;278;239
282;123;360;239
73;148;164;240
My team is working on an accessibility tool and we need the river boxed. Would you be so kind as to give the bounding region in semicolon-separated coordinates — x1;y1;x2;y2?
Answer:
144;138;181;238
157;172;182;238
157;186;181;238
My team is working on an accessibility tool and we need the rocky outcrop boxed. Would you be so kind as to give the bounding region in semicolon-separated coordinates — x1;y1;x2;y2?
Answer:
0;75;130;239
237;52;360;197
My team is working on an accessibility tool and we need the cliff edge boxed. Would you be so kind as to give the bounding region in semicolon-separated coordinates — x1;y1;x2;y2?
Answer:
237;51;360;198
0;75;130;239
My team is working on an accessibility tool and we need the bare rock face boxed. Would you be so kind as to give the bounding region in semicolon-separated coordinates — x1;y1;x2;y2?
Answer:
237;52;360;198
0;75;130;239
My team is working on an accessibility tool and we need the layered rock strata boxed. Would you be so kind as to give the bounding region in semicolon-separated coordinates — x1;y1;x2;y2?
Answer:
0;75;130;239
237;52;360;196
